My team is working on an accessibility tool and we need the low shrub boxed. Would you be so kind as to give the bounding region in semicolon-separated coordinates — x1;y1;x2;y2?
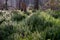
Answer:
0;10;60;40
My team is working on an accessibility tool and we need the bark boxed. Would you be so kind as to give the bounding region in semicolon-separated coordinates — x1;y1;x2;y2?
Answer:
5;0;8;10
34;0;39;10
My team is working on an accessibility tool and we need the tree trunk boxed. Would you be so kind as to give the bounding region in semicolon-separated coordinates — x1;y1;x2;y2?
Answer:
49;0;56;10
34;0;39;10
5;0;8;10
19;0;27;12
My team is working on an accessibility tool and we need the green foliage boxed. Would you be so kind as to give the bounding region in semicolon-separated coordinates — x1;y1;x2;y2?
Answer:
0;10;60;40
46;9;60;18
11;11;27;21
